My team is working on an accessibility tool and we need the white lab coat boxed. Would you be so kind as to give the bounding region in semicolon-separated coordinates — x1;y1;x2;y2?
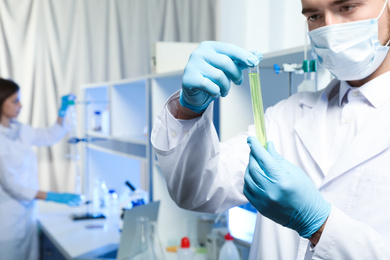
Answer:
151;78;390;259
0;121;67;260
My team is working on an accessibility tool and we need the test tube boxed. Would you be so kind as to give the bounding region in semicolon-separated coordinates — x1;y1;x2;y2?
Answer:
248;65;267;148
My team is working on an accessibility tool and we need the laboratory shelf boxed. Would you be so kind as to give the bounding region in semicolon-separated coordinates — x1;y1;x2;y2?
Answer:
87;131;148;145
86;138;147;160
111;80;148;139
81;71;184;204
150;73;183;122
86;131;110;139
83;85;111;136
85;146;145;197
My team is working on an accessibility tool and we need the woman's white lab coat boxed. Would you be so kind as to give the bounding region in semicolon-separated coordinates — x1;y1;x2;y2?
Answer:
151;79;390;259
0;121;67;260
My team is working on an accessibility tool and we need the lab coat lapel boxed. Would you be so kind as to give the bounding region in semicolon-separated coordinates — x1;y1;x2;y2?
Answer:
294;81;339;177
322;102;390;187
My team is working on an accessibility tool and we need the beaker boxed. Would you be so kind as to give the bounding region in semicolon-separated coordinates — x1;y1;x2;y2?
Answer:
150;221;166;260
128;217;157;260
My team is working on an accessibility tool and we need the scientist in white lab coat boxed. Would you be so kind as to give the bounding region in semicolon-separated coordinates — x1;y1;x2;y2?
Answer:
0;78;83;260
151;0;390;259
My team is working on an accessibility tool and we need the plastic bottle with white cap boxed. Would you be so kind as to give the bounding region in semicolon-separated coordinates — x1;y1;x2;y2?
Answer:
218;232;240;260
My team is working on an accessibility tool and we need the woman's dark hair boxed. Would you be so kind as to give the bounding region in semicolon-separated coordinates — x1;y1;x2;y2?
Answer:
0;78;20;119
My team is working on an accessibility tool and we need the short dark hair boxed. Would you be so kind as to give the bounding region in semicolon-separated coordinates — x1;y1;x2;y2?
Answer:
0;78;20;120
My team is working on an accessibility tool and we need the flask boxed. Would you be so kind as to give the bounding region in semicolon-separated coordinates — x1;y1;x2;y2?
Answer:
177;237;193;260
106;189;120;231
150;221;166;260
128;217;157;260
218;233;240;260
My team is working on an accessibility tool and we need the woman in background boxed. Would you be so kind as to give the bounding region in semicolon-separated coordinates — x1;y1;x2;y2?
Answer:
0;78;82;260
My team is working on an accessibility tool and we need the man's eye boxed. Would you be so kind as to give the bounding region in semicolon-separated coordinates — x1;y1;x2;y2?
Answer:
340;5;355;12
308;14;320;22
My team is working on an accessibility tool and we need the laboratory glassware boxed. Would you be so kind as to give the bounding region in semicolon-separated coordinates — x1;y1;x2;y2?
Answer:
128;217;157;260
248;65;267;148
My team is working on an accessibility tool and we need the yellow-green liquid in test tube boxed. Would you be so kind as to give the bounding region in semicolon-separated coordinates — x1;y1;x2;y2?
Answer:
249;65;267;148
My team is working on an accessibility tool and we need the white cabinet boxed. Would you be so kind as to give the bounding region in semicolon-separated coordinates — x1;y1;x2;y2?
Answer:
81;72;210;248
82;76;152;200
81;73;186;196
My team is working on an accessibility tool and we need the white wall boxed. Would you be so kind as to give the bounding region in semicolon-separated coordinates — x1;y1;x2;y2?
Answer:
217;0;308;53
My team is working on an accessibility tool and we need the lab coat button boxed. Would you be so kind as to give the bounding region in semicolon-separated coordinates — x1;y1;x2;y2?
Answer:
351;91;359;97
171;131;177;138
343;118;350;124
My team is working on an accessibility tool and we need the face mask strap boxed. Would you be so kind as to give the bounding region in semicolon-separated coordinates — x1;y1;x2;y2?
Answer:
378;0;389;19
379;0;390;47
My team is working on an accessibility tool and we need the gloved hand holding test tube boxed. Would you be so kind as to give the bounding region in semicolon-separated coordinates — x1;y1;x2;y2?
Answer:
245;64;331;239
248;64;267;148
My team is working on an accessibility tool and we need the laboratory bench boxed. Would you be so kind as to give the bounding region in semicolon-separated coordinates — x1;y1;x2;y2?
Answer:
38;201;209;260
38;201;121;260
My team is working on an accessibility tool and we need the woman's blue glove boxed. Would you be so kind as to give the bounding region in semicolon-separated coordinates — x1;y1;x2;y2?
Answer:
58;94;75;117
46;192;83;207
180;41;263;113
243;137;331;238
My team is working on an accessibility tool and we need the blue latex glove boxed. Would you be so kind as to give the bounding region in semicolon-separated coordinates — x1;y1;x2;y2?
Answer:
46;192;83;207
243;137;331;238
58;94;75;117
180;41;263;113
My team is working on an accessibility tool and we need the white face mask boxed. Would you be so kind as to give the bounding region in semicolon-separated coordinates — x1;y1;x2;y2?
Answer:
308;0;390;81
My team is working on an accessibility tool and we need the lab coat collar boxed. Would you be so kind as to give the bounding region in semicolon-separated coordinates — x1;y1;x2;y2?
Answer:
338;82;350;106
295;79;340;178
324;72;390;186
323;95;390;187
357;71;390;108
299;79;340;108
339;71;390;108
0;120;20;140
296;76;390;188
